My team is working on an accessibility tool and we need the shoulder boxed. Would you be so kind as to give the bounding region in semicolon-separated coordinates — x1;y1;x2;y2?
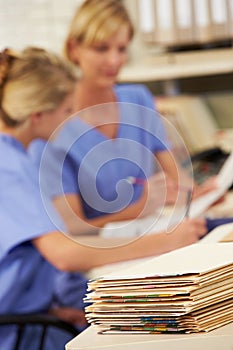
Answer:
115;84;156;109
0;136;40;188
115;83;152;97
28;139;47;167
0;137;24;173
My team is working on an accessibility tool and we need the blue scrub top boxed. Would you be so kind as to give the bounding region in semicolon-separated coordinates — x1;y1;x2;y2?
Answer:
0;134;79;349
114;83;156;108
30;84;169;219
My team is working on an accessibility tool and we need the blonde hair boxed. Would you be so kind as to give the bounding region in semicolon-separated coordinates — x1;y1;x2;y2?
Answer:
0;47;77;127
64;0;134;61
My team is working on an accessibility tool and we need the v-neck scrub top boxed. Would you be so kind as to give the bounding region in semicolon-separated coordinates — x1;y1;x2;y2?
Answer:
0;134;76;349
36;84;169;219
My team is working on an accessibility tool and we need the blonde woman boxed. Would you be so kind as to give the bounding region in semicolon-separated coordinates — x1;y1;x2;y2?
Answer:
30;0;217;233
0;47;207;350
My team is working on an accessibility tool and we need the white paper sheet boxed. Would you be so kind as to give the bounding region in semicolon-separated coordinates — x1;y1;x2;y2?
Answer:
189;151;233;218
100;243;233;279
101;152;233;238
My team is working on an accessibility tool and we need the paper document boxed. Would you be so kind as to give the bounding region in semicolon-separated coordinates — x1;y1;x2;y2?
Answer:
93;243;233;279
189;151;233;218
100;152;233;238
100;214;172;238
85;244;233;334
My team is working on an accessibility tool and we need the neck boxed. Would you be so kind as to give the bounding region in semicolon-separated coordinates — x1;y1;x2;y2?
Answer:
74;80;116;111
0;120;33;148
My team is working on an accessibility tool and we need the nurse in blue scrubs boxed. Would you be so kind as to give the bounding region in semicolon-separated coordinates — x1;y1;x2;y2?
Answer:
30;0;182;232
0;47;208;349
30;0;218;233
0;47;87;350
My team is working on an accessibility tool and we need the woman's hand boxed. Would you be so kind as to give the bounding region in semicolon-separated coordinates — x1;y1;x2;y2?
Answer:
49;306;88;327
192;176;226;206
139;173;179;218
168;218;208;250
192;176;218;199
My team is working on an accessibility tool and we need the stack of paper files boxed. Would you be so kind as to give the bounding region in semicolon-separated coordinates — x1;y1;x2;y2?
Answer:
85;243;233;334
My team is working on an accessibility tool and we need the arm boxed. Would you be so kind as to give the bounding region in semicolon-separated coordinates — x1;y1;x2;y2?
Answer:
156;150;180;183
192;176;218;199
155;150;188;203
53;158;190;235
156;150;218;201
53;188;153;234
32;218;207;272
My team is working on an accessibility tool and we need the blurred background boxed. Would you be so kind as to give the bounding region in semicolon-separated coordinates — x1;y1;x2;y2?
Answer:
1;0;233;155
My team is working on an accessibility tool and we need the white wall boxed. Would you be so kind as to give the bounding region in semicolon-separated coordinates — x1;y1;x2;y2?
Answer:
0;0;83;53
0;0;153;61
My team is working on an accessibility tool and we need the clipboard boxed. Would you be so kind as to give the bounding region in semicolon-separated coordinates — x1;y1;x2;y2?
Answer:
189;151;233;218
175;0;195;45
193;0;213;43
154;0;178;46
210;0;229;40
137;0;157;42
137;0;232;48
220;231;233;242
226;0;233;37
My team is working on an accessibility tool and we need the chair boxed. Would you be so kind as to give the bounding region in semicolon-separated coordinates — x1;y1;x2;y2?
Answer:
0;313;79;350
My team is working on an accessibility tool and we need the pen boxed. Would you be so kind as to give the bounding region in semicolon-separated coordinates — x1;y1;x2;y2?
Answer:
126;176;145;185
184;189;192;218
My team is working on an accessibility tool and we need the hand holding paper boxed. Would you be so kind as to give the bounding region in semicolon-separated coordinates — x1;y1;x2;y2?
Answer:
189;151;233;218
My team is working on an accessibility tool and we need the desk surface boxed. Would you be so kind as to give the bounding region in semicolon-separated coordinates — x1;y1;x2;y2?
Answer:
67;226;233;350
118;48;233;83
75;221;233;281
66;323;233;350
